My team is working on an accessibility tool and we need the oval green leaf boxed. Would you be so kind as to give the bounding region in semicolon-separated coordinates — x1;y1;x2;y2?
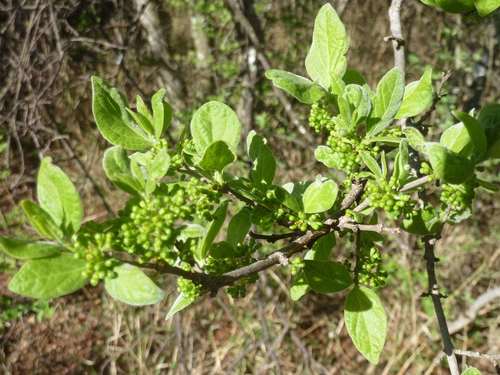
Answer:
302;178;338;213
0;237;62;260
303;260;352;293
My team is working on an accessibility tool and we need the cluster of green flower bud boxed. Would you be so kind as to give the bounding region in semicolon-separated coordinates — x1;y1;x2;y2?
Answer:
440;180;476;218
309;102;333;133
358;245;387;288
365;180;414;219
290;257;305;275
419;162;432;176
72;231;119;286
177;277;202;300
185;178;223;221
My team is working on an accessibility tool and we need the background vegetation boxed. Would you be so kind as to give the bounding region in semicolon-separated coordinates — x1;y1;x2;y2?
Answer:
0;0;499;373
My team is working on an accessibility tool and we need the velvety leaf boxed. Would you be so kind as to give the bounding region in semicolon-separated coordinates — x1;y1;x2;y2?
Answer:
105;264;164;306
196;201;229;260
37;158;83;232
474;0;500;16
368;68;405;136
8;254;87;300
315;145;338;169
21;200;63;241
302;178;338;213
303;260;352;293
198;141;235;172
227;207;252;247
166;293;195;320
344;286;387;364
0;237;62;260
103;146;143;194
247;131;276;185
396;66;433;119
91;76;152;150
151;88;172;139
190;101;241;156
305;3;349;89
424;142;474;184
265;69;325;104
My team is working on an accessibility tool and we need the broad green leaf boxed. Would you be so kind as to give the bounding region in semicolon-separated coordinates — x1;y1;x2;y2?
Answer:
360;152;383;180
461;367;482;375
402;206;442;235
37;158;83;232
343;69;367;85
179;224;205;241
290;271;309;301
302;178;338;213
148;147;171;180
136;95;153;123
91;76;152;150
105;264;164;306
404;127;426;152
440;123;473;157
424;143;474;184
196;201;229;260
166;292;195;320
190;101;241;156
305;232;335;260
474;0;500;15
345;84;371;126
198;141;235;172
453;111;487;160
8;254;87;299
281;182;310;212
151;89;173;139
0;237;62;260
303;260;352;293
396;66;433;119
210;241;236;258
344;286;387;364
315;145;338;169
247;131;276;185
103;146;143;194
305;3;349;89
227;207;252;247
265;69;325;104
21;200;63;241
368;68;405;136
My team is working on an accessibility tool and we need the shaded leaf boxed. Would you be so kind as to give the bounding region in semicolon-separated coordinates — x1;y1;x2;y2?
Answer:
0;237;62;260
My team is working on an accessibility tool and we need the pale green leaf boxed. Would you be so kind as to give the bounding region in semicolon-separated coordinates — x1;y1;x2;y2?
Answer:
424;142;474;183
360;152;383;179
152;89;173;139
0;237;62;260
103;146;143;194
166;293;195;320
404;127;426;152
302;178;338;213
396;66;433;119
305;3;349;89
461;367;482;375
314;145;338;169
344;286;387;364
290;271;309;301
105;264;164;306
265;69;325;104
8;254;87;299
453;111;487;160
21;200;63;241
474;0;500;16
37;158;83;232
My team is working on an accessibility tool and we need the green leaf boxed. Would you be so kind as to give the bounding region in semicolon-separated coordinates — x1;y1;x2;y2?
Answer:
368;68;405;136
303;260;352;293
396;66;433;119
91;76;152;150
305;3;349;89
247;131;276;185
305;232;335;260
404;127;426;152
126;108;155;135
105;264;164;306
360;152;383;180
343;69;367;85
166;293;195;320
461;367;482;375
197;141;235;172
453;111;487;160
315;145;338;169
344;286;387;364
179;224;205;241
21;200;63;241
210;241;236;259
136;95;153;123
440;123;473;157
290;271;309;301
103;146;143;194
0;237;62;260
478;103;500;155
474;0;500;16
227;207;252;247
196;201;229;260
8;254;87;299
281;182;309;212
302;177;339;213
151;89;172;139
424;142;474;184
190;101;242;156
37;158;83;233
344;84;371;126
265;69;325;104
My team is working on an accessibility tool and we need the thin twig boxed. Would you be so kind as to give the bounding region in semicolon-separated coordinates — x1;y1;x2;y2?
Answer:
387;0;406;75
